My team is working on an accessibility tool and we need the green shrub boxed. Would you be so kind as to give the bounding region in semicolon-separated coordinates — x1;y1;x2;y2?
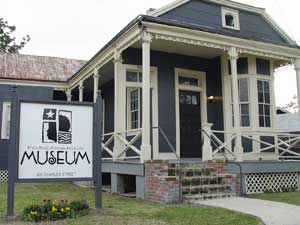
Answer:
20;199;89;222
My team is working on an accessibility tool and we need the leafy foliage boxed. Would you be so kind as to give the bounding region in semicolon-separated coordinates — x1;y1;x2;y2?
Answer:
20;199;89;222
283;95;299;113
0;18;30;53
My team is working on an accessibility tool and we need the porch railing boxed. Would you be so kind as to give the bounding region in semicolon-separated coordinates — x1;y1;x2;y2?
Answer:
101;128;142;161
201;126;300;161
241;131;300;159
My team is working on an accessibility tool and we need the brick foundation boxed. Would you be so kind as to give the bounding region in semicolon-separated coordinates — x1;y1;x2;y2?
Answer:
144;161;240;204
145;161;180;203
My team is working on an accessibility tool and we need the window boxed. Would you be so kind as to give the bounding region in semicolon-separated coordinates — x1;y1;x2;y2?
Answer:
228;57;248;75
127;88;141;130
257;80;271;127
230;78;250;127
225;14;234;27
126;71;142;82
179;76;198;86
256;58;271;75
239;79;250;127
179;93;199;105
1;102;11;139
222;7;240;30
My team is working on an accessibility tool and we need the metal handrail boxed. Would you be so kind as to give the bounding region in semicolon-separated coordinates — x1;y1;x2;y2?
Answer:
200;129;243;196
152;126;183;202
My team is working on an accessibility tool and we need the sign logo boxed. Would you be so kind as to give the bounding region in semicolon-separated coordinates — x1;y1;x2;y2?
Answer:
42;109;72;144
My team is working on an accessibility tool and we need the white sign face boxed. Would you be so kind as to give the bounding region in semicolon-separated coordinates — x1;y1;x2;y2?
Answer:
18;102;94;180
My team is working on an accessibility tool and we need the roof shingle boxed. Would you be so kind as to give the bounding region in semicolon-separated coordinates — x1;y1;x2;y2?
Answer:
0;53;86;82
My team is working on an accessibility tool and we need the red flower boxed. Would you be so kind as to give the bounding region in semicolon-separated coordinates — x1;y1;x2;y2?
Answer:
61;199;65;203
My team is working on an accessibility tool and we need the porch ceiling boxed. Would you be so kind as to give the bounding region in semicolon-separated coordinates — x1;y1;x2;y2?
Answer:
132;39;224;59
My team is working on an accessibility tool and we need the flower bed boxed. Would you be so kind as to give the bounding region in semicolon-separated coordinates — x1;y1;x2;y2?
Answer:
20;199;89;222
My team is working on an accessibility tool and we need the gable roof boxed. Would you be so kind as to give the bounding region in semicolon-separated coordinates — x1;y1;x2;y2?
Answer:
0;53;86;82
147;0;296;45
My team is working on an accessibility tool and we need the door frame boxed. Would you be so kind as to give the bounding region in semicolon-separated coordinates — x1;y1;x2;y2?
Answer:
175;68;207;158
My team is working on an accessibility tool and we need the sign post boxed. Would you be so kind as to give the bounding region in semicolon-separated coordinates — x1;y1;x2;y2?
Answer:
7;87;18;218
7;88;102;218
94;92;102;209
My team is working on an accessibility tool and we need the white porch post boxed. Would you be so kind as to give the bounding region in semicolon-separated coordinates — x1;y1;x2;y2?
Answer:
293;58;300;120
65;89;72;102
113;50;125;161
228;47;243;161
202;123;213;162
79;80;84;102
93;68;100;103
141;31;152;162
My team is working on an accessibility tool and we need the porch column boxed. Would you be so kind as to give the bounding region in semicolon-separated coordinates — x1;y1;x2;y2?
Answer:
113;50;125;161
93;68;100;103
141;31;153;162
228;47;243;161
293;58;300;120
79;80;84;102
65;89;72;102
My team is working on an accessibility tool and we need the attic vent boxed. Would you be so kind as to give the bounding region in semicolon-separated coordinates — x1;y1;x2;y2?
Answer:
222;7;240;30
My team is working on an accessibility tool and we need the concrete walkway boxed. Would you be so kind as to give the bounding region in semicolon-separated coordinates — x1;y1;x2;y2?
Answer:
192;197;300;225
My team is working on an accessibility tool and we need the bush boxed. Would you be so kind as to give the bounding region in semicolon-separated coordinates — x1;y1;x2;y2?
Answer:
20;199;89;222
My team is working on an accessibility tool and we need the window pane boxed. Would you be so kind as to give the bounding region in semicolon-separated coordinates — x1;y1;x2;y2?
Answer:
264;105;270;116
126;71;138;82
257;80;263;92
192;96;198;105
237;57;248;74
241;104;249;115
258;92;264;103
259;104;264;115
264;93;270;104
259;116;265;127
265;116;271;127
186;95;192;104
138;73;143;82
225;14;234;27
256;58;271;75
179;76;198;86
241;116;250;127
264;81;270;93
239;79;248;102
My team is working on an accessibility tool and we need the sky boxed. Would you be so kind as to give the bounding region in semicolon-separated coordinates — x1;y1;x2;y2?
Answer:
0;0;299;107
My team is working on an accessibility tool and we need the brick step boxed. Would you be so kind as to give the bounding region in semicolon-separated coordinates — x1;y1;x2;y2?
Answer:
181;184;232;195
181;176;224;186
183;192;237;202
169;167;216;177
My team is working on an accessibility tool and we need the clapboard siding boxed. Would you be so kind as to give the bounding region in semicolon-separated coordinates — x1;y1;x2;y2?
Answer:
160;0;287;44
123;48;223;153
0;85;53;170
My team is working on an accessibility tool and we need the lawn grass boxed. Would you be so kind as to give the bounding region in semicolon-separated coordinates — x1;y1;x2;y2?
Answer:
0;182;261;225
248;191;300;206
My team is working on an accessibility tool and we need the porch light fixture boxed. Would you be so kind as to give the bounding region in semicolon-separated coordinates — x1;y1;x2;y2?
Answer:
208;96;214;101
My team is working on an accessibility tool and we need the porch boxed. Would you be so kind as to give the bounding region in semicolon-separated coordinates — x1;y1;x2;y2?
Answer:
61;21;300;164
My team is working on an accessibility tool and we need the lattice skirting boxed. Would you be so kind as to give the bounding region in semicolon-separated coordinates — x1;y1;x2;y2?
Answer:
245;172;300;194
0;170;8;182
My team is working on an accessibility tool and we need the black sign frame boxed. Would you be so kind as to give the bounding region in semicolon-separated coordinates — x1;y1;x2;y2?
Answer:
7;88;102;218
